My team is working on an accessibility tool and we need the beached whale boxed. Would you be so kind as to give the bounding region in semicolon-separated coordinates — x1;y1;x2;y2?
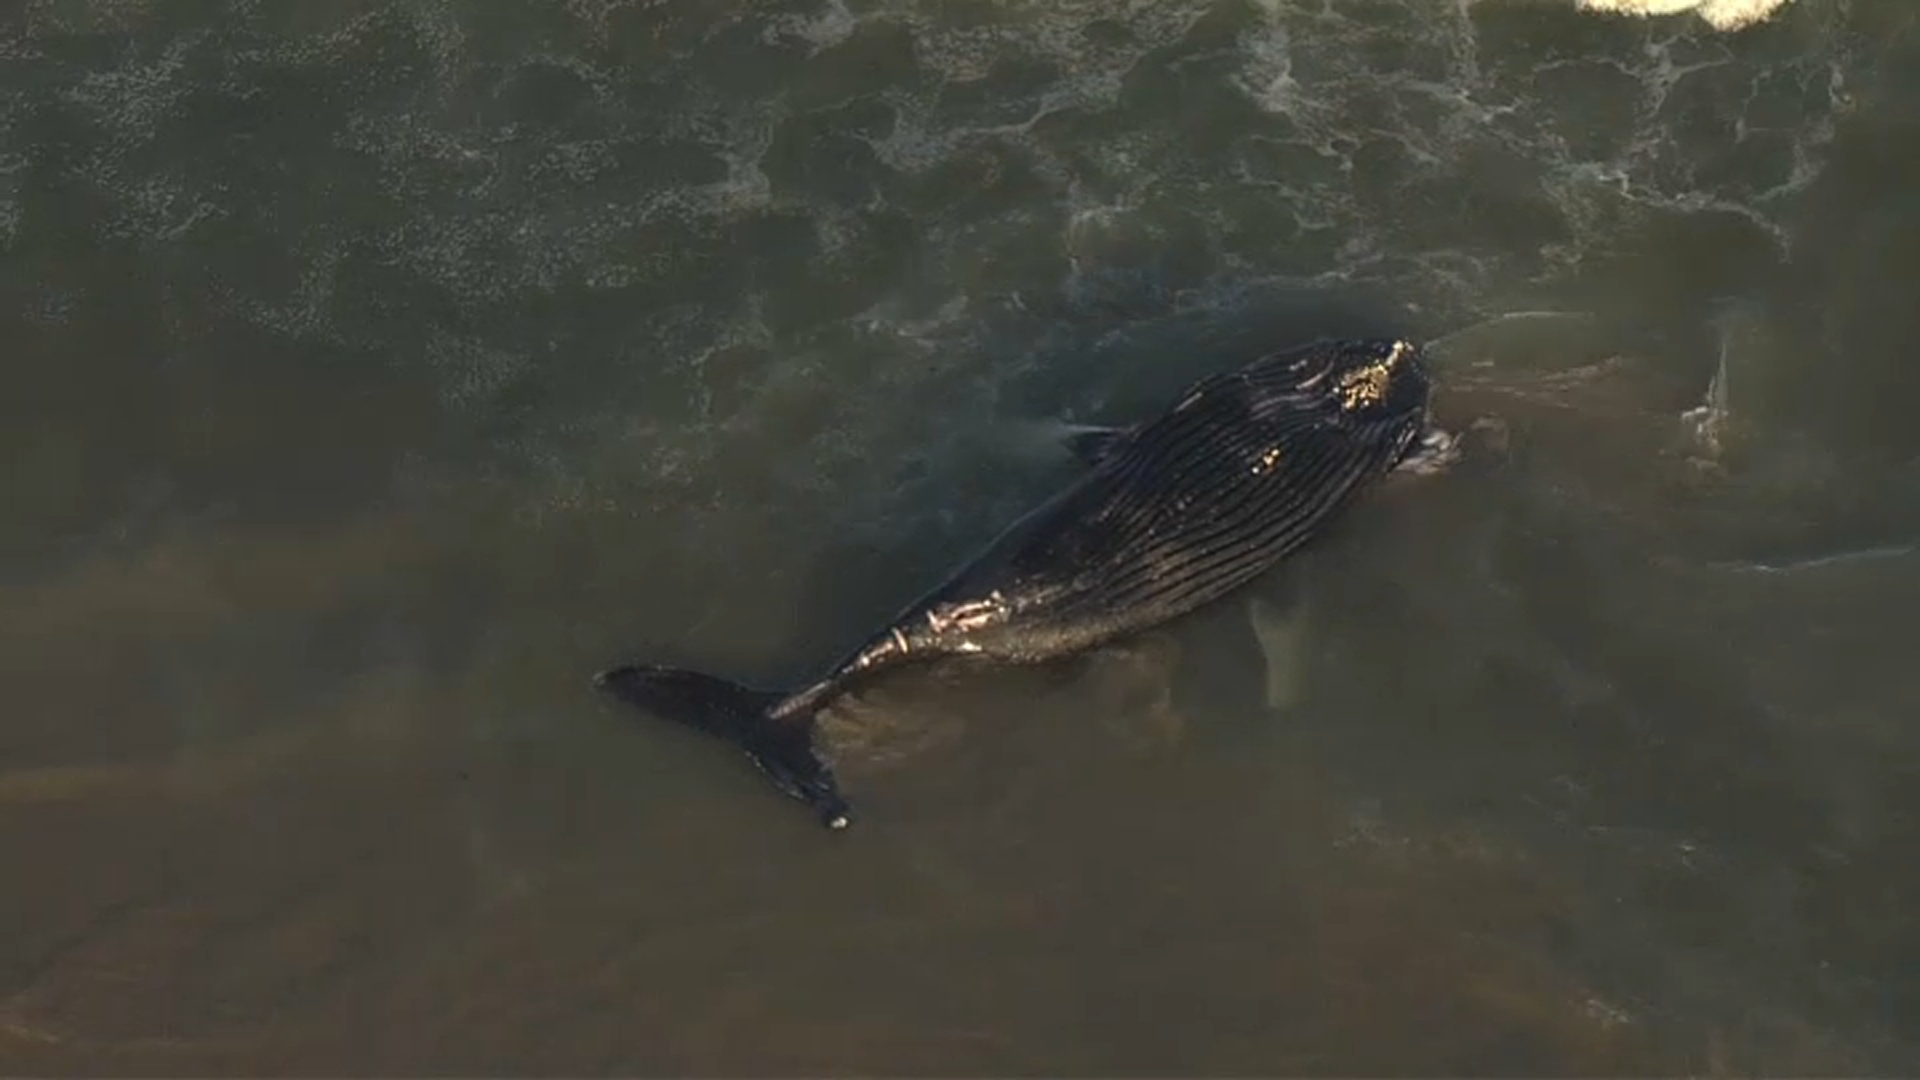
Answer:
597;337;1456;829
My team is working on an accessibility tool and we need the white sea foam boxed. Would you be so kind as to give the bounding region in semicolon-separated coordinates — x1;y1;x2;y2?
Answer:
1575;0;1795;31
12;0;1864;564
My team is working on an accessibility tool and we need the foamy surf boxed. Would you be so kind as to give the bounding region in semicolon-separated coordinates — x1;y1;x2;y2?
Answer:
1575;0;1795;31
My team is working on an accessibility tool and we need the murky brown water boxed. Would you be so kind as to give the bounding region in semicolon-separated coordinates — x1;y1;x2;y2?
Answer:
5;0;1919;1073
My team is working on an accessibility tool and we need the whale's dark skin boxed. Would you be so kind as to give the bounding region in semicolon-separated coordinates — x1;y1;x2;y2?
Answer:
597;337;1448;829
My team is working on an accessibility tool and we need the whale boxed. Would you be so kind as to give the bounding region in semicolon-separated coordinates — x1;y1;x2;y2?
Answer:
596;337;1455;829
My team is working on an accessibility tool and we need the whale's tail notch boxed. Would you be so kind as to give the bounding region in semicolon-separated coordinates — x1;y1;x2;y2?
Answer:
593;664;852;830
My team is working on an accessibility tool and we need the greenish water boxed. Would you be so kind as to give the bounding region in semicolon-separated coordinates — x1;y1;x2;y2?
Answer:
4;0;1918;1073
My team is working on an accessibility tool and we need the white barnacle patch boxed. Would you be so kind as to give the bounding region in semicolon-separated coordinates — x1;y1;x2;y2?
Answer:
1335;340;1417;413
1337;365;1389;411
848;629;905;672
925;592;1006;635
1394;426;1462;476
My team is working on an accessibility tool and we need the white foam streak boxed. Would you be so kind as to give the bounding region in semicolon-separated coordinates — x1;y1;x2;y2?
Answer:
1576;0;1796;31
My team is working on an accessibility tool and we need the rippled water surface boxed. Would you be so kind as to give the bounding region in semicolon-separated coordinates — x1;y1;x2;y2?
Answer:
5;0;1920;1073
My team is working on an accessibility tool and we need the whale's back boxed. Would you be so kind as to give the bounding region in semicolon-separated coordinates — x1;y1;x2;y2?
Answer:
899;339;1433;661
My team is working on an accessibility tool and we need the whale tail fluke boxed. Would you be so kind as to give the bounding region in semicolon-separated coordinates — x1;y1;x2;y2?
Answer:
594;664;852;830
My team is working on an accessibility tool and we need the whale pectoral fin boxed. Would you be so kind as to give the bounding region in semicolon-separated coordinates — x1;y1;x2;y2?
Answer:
1061;424;1134;466
1422;310;1616;375
1248;585;1312;714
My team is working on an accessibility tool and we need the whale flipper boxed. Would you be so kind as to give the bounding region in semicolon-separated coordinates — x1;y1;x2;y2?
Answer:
594;665;852;829
1248;590;1312;713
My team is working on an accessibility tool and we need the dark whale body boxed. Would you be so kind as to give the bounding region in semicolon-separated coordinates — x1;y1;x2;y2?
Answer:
597;337;1441;829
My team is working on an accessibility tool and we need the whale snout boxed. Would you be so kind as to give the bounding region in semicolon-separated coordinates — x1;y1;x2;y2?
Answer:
1321;338;1432;421
1245;337;1434;437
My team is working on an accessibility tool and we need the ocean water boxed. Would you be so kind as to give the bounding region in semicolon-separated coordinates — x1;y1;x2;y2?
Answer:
3;0;1918;1073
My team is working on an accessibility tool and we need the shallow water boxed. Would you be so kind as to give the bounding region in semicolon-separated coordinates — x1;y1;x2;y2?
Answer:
4;0;1919;1073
